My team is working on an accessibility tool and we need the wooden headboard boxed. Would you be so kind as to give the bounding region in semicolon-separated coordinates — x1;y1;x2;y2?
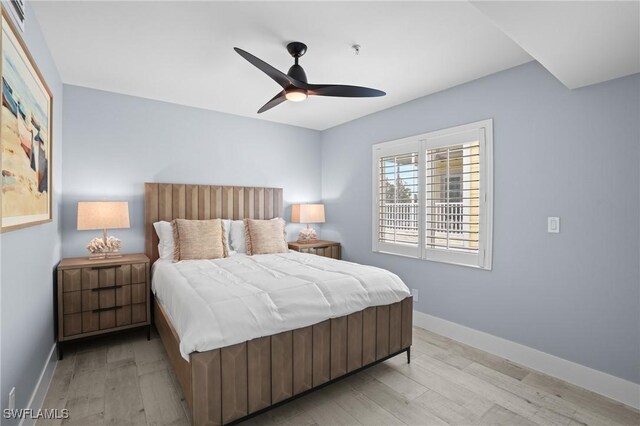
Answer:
144;183;283;264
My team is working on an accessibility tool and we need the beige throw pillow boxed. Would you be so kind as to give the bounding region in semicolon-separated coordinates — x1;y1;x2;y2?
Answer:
172;219;228;261
244;218;288;255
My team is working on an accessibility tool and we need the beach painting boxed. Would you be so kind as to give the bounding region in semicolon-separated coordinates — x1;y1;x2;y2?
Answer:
1;11;52;231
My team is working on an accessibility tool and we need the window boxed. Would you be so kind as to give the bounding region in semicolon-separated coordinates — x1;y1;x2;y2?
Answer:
378;152;419;246
372;120;493;269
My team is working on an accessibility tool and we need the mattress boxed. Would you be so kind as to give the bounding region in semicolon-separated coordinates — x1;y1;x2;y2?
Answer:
152;251;411;360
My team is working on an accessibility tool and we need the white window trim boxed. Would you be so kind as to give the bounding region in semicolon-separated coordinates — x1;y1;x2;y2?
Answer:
372;119;493;270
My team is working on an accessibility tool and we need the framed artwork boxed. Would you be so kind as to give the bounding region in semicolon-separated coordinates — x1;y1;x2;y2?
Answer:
7;0;25;32
0;7;53;232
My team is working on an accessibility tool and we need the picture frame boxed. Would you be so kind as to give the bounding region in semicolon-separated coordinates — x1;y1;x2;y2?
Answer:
7;0;25;32
0;6;53;232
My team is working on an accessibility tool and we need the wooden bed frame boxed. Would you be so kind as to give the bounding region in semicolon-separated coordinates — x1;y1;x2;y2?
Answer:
144;182;413;425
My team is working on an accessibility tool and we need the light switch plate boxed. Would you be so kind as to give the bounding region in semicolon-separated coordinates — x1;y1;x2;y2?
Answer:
411;288;419;302
548;217;560;233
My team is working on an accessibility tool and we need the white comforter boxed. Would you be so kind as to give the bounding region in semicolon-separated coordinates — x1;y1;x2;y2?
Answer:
152;251;410;360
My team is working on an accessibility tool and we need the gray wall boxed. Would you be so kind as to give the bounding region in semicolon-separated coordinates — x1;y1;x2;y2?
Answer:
321;62;640;383
61;85;322;258
0;2;64;421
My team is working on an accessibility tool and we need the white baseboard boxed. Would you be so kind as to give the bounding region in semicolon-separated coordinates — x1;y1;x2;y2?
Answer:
413;310;640;410
19;343;57;426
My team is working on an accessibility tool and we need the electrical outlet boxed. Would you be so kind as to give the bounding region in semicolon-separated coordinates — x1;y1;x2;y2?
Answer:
8;387;15;410
411;288;419;302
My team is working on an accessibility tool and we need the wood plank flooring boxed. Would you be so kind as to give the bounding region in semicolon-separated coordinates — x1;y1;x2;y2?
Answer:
38;327;639;426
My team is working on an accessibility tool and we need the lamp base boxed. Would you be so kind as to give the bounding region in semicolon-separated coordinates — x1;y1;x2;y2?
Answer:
87;250;122;260
86;234;123;259
297;226;318;243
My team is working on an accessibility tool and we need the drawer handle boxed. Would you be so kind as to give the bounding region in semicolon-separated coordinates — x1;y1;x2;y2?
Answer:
92;285;124;292
89;265;116;270
92;306;123;313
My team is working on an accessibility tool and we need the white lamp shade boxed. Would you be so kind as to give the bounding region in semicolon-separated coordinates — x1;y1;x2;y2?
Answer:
291;204;325;224
77;201;130;230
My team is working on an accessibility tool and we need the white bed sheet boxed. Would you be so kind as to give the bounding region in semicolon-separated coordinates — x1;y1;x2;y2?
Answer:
152;251;410;360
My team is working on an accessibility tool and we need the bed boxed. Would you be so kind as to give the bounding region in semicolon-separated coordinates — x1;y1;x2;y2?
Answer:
144;182;413;425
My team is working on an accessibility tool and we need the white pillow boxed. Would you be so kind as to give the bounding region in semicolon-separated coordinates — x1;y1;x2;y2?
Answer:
229;220;246;253
221;219;231;253
153;221;174;260
154;219;232;260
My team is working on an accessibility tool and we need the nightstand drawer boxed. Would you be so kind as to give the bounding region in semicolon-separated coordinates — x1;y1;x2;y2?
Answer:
131;263;146;283
309;245;340;259
82;289;99;311
82;312;99;333
99;288;116;309
288;241;341;260
132;303;147;323
117;285;131;305
116;264;131;285
57;254;151;351
82;286;131;310
100;309;117;329
117;305;132;327
62;269;82;292
99;268;116;287
82;268;99;290
82;306;129;332
63;292;81;314
64;313;82;336
131;283;146;304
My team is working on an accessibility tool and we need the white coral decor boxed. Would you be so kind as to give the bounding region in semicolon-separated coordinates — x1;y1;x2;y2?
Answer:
87;236;122;254
297;227;318;243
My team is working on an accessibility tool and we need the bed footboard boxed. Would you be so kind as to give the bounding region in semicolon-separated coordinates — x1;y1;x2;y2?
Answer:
180;296;413;425
154;300;193;409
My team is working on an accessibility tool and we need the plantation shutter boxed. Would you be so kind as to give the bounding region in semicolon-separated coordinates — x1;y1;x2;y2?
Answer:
373;139;421;257
425;142;480;251
379;153;420;244
372;119;492;269
424;127;488;267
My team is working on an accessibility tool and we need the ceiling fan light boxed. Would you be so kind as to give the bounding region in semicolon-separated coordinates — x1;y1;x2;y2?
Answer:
285;89;307;102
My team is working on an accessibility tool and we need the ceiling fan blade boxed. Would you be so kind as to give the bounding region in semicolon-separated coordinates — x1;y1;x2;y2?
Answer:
257;91;287;113
307;84;386;98
234;47;294;89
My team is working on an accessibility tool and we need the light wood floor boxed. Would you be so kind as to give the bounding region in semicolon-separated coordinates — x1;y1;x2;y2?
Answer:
38;327;639;426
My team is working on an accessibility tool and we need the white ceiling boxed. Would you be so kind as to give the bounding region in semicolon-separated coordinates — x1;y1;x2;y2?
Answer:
472;1;640;90
31;1;638;131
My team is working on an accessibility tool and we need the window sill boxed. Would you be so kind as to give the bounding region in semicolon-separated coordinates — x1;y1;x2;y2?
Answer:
372;248;492;271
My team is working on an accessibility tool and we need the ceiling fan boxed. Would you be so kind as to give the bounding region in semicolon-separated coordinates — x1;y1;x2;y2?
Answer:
234;42;386;113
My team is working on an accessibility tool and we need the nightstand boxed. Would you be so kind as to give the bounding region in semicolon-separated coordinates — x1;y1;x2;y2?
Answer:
56;253;151;359
288;240;341;260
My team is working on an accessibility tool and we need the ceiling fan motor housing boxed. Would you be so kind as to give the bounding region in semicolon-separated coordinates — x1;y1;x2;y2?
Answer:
286;42;309;83
287;64;307;83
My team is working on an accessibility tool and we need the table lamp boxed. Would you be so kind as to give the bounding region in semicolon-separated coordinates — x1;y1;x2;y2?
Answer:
291;204;325;243
77;201;130;258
